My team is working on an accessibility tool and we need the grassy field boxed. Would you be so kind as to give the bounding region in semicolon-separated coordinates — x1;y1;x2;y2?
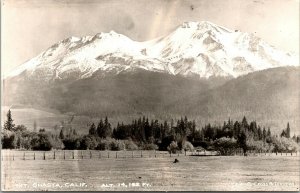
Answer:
1;151;299;191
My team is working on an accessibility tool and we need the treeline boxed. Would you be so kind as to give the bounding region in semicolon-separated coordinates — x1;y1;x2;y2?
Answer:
1;110;300;155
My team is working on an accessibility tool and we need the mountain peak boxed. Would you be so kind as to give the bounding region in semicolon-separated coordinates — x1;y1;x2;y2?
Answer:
179;21;233;33
92;31;128;41
180;21;201;28
5;21;299;80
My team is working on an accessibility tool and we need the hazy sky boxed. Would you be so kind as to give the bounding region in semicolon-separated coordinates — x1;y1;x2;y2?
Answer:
1;0;299;75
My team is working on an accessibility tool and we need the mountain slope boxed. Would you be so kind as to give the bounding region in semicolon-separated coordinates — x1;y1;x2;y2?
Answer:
172;66;300;132
4;67;300;133
6;21;298;80
3;69;228;116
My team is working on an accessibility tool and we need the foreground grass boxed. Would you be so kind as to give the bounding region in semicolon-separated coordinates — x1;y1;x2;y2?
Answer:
1;155;299;191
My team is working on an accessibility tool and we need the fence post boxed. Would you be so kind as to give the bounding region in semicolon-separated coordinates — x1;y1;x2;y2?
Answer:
43;152;46;160
64;151;66;160
33;152;35;160
54;151;56;160
141;150;143;158
132;151;134;158
90;151;92;159
185;150;186;156
155;150;157;157
170;152;171;157
116;152;118;159
81;151;83;159
99;151;101;159
23;152;25;160
108;152;109;158
72;151;74;159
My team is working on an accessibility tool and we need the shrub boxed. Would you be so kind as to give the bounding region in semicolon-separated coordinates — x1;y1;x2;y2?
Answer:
213;137;237;155
124;140;139;150
96;139;110;150
143;143;159;150
62;138;81;150
96;141;107;150
159;135;175;151
246;138;270;152
272;136;299;152
110;139;125;151
31;133;52;151
183;141;194;151
167;141;179;153
80;135;98;150
1;134;17;149
15;125;27;132
48;136;64;150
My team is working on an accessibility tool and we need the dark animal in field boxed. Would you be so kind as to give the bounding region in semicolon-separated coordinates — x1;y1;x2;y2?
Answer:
173;159;179;163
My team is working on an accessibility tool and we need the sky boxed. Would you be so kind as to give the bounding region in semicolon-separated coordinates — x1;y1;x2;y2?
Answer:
1;0;299;75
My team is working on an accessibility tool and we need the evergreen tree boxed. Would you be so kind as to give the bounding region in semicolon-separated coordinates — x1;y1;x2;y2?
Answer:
233;121;240;138
241;116;249;129
286;122;290;138
266;128;272;143
96;117;112;138
280;129;287;138
292;134;296;142
257;126;262;140
237;130;247;155
262;127;267;141
170;119;174;130
59;129;65;139
249;121;258;140
97;119;104;138
72;129;77;136
190;120;196;142
163;120;170;136
89;123;97;136
267;128;271;138
33;120;37;132
4;109;15;131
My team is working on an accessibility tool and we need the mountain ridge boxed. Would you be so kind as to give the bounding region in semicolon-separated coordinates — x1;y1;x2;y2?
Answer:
5;21;299;80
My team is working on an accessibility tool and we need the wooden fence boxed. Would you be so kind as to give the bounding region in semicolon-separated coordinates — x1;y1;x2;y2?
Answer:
1;150;193;161
1;149;299;161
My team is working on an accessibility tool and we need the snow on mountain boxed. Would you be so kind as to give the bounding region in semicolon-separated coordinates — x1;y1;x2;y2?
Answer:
6;21;299;80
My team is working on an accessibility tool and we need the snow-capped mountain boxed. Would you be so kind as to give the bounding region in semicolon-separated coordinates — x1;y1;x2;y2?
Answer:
6;21;299;80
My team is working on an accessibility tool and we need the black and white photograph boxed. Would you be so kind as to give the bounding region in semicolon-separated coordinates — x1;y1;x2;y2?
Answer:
1;0;299;191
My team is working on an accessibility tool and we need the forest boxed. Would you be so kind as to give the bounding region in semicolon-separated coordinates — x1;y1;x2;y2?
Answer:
2;109;300;155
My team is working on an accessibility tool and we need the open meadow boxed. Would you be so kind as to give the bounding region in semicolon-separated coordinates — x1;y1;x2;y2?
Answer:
1;150;299;191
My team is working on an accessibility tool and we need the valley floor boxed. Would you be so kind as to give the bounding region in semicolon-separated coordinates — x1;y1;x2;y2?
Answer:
1;151;299;191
